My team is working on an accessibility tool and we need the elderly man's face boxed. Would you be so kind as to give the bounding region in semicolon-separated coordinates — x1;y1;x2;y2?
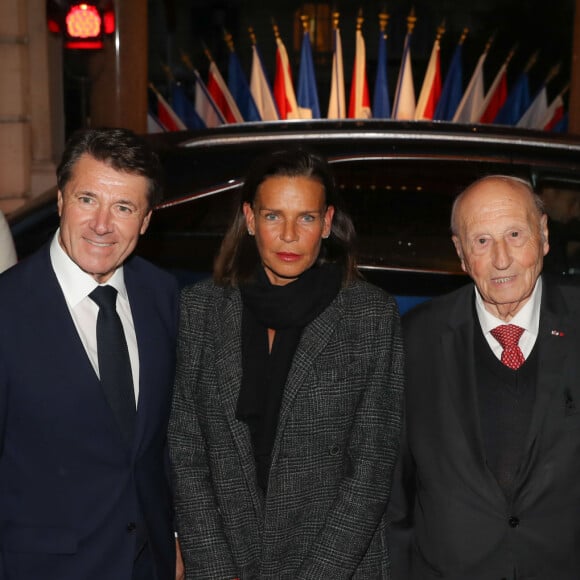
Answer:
452;179;549;321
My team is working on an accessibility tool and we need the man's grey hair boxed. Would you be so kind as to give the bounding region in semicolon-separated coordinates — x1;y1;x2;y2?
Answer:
450;175;545;235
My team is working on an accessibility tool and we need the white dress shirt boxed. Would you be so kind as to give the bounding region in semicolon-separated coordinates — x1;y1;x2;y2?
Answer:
475;277;542;361
50;231;141;405
0;210;17;273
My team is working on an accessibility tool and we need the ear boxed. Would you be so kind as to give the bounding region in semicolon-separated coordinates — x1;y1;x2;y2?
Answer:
452;235;467;273
540;213;550;257
242;202;256;235
57;190;64;217
139;210;152;235
322;205;335;238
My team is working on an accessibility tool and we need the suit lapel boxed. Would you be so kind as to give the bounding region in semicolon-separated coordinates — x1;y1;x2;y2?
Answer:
442;288;490;473
271;290;344;462
520;281;571;465
124;262;175;458
214;288;265;515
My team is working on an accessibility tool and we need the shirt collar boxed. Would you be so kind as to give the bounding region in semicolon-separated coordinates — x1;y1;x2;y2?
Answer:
50;230;128;307
475;276;542;335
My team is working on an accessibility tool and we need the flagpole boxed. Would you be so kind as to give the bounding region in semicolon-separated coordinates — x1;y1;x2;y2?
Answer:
180;50;226;124
248;26;279;120
371;8;390;119
544;62;562;87
348;8;372;118
452;32;494;123
415;20;445;120
524;51;539;74
392;8;417;119
327;10;346;118
272;18;302;119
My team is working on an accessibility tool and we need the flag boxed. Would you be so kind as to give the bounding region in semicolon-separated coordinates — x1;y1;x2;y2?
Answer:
493;71;531;125
147;113;166;133
517;86;548;129
453;41;490;123
228;49;261;122
372;23;390;118
207;60;244;123
250;43;279;121
477;51;513;123
171;82;206;130
297;24;321;118
543;93;565;131
189;67;226;128
415;27;444;120
552;111;568;133
273;28;307;119
148;85;186;132
348;19;371;118
434;36;465;121
542;86;569;132
392;15;417;120
328;26;346;118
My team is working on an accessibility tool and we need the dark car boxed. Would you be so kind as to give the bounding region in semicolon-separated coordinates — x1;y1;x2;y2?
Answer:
9;121;580;313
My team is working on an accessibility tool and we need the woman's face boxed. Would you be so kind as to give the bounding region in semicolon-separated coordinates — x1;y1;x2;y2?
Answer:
243;175;334;286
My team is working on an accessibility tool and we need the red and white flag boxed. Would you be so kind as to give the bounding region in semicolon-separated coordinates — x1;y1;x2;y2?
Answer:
273;35;308;119
149;85;186;131
415;36;441;120
348;28;371;118
207;61;244;123
542;93;565;131
477;57;510;123
453;48;488;123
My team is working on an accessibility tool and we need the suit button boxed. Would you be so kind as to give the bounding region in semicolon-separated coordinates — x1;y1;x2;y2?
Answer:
508;516;519;528
329;444;340;456
127;522;137;533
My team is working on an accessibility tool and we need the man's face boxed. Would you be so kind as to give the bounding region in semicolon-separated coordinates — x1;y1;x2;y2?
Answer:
452;179;549;321
57;154;152;283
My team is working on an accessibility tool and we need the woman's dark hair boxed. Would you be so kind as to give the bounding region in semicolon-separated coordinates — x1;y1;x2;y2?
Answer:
214;148;359;286
56;128;164;209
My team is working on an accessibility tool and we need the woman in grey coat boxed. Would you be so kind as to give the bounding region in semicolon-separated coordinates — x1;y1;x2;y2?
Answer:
168;149;404;579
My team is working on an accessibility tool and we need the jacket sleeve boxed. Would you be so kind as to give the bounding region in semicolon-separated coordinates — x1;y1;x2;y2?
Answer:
168;288;238;579
296;295;405;579
386;413;416;580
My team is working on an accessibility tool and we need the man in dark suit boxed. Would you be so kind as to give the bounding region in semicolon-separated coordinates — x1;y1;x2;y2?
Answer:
0;128;183;579
389;175;580;579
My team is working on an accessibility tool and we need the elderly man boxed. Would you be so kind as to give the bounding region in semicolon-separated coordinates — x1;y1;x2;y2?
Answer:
0;128;183;580
389;175;580;579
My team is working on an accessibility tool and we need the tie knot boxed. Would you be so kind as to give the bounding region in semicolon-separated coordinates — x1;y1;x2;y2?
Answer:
490;324;525;349
89;285;118;310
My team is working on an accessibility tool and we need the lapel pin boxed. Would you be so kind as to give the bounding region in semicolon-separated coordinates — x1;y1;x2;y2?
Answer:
551;330;565;337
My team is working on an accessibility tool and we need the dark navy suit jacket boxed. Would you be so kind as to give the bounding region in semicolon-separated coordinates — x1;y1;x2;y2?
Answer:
0;243;179;579
389;277;580;579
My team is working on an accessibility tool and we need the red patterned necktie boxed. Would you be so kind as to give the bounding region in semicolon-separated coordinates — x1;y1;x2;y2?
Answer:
490;324;526;370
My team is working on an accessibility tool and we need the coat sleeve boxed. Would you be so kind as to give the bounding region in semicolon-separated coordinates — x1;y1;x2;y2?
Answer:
385;413;416;580
296;294;405;579
168;287;238;579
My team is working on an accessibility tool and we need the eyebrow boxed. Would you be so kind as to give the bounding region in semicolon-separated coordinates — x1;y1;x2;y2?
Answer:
73;191;140;209
258;207;324;213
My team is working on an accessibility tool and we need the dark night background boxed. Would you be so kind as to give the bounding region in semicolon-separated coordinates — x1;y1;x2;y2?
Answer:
62;0;576;132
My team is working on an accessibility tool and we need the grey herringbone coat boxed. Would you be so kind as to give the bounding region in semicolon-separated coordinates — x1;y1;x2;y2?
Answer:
168;278;404;579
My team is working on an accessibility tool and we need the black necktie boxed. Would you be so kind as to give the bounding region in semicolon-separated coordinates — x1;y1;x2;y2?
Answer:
90;285;136;445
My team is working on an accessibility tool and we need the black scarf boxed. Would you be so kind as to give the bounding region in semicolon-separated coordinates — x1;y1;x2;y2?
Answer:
237;263;342;492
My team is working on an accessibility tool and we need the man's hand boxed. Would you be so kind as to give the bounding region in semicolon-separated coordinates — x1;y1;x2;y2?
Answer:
175;537;185;580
